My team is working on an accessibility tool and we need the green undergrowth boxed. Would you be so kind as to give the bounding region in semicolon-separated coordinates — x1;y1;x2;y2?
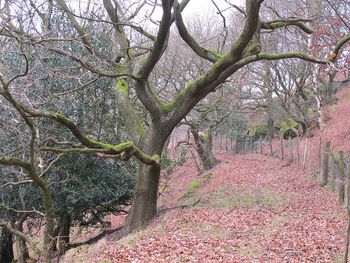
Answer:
201;186;284;209
179;172;213;201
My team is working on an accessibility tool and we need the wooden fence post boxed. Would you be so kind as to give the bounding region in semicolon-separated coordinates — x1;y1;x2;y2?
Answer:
338;151;345;205
289;137;293;163
296;135;300;165
250;136;253;153
269;137;273;156
320;141;331;187
318;136;322;172
330;154;336;192
242;138;246;154
303;138;308;168
343;161;350;263
280;136;284;160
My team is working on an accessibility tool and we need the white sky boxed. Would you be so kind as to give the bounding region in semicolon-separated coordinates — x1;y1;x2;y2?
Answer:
183;0;245;16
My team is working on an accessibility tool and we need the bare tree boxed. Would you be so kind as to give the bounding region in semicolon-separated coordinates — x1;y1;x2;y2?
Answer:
0;1;349;251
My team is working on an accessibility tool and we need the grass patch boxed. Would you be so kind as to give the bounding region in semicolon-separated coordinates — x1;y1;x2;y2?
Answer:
179;180;201;200
188;180;201;192
179;172;214;202
205;187;283;208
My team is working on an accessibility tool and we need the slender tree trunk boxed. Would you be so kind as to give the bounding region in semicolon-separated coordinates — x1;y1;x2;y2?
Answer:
0;228;14;263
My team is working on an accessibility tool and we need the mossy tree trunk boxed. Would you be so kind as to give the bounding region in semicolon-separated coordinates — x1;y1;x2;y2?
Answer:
123;124;170;233
191;129;218;172
19;0;347;239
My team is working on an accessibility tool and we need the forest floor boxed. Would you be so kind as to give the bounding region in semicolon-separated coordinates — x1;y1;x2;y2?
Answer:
64;153;347;263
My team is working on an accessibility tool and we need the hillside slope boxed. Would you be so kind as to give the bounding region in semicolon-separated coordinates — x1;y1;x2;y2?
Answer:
63;154;345;262
62;85;350;263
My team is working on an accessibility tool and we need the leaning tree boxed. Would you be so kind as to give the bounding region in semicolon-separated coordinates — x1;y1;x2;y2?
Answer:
0;0;349;246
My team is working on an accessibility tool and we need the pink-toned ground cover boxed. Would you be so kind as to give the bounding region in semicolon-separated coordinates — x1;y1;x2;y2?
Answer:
63;153;346;262
62;86;350;263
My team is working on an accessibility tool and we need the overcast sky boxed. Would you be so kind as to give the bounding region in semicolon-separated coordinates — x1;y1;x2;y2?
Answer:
182;0;245;16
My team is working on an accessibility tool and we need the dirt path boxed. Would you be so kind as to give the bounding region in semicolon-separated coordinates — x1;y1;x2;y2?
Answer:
66;154;346;262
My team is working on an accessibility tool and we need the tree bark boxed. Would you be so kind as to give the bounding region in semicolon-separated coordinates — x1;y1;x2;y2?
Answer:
57;214;71;256
122;125;169;234
191;129;218;171
14;218;29;263
0;228;14;263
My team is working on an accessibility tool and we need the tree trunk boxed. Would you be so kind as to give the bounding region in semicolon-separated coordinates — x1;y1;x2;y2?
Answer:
123;126;168;234
57;214;71;256
14;218;29;263
0;228;14;263
123;161;161;234
191;129;218;171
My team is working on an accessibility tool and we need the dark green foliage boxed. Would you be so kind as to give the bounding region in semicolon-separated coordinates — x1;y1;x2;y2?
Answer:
50;155;135;224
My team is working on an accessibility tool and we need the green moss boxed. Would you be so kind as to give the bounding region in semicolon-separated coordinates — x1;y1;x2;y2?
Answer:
278;118;299;136
137;56;149;66
203;132;209;141
247;125;268;140
127;239;135;245
188;180;200;192
136;124;146;139
51;112;71;123
115;78;128;94
179;180;202;200
269;21;286;28
162;84;192;112
208;50;223;59
151;154;160;161
162;102;175;112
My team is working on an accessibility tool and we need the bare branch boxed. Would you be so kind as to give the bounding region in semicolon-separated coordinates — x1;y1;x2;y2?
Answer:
174;0;222;63
262;18;314;34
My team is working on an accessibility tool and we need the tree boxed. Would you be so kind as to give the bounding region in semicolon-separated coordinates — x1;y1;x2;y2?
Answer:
0;0;349;244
